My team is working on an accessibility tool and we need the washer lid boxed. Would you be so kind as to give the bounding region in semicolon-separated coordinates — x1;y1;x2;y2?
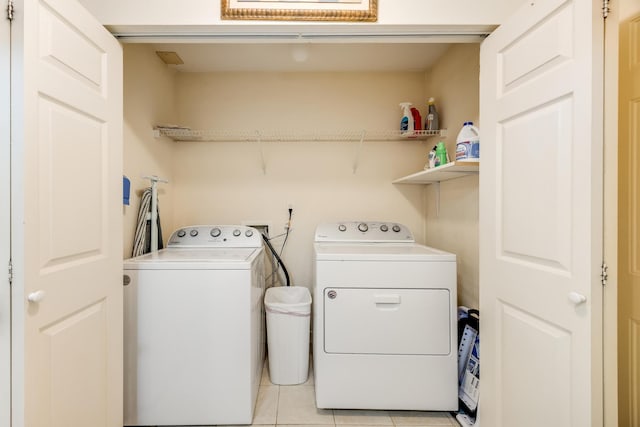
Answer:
124;247;262;270
315;243;456;262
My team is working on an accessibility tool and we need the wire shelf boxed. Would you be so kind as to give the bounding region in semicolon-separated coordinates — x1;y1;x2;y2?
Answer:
154;127;446;142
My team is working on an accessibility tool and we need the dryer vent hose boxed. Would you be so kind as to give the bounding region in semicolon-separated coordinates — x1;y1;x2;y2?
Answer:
262;233;291;287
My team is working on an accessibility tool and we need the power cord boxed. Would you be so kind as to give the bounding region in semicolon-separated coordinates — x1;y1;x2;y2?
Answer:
261;232;290;287
279;207;293;257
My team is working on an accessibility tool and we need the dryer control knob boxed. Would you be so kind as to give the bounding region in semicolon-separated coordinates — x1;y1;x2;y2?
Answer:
380;224;389;232
177;230;186;237
245;229;254;237
392;225;401;233
233;229;241;237
210;228;221;238
358;223;369;233
338;224;347;232
190;229;199;237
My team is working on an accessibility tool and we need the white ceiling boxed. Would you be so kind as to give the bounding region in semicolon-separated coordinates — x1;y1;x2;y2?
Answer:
150;43;453;72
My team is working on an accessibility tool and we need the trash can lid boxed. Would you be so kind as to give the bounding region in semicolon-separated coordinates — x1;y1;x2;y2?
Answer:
265;286;312;313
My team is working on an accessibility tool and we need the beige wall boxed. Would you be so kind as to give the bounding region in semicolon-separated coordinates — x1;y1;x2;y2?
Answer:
423;44;480;308
122;44;178;258
121;44;482;299
170;71;433;287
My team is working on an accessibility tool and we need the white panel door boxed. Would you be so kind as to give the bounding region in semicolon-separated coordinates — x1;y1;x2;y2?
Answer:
11;0;123;426
1;7;11;427
618;10;640;427
479;0;603;426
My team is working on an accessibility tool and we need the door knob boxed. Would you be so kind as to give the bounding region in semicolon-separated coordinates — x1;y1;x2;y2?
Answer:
568;291;587;306
27;290;46;303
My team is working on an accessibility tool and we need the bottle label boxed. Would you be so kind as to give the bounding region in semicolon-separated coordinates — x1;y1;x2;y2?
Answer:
457;141;480;160
470;141;480;158
401;117;409;132
428;151;437;169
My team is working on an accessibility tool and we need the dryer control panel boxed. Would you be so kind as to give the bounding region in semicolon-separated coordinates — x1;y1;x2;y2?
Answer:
315;221;414;243
167;225;263;248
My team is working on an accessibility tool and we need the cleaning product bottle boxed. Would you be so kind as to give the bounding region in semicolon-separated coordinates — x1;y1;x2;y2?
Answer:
426;145;437;169
399;102;414;136
410;107;422;131
455;122;480;161
425;98;439;131
435;141;448;167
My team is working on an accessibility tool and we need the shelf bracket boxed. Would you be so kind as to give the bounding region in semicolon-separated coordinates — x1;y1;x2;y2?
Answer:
256;131;266;175
353;130;366;174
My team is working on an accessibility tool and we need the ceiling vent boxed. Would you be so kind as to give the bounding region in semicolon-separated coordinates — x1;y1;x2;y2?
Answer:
155;51;184;65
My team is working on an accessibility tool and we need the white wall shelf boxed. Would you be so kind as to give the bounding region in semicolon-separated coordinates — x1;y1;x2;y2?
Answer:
393;161;479;185
153;126;447;142
154;126;447;174
393;161;479;217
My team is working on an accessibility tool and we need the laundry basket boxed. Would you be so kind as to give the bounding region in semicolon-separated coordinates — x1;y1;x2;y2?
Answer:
264;286;312;385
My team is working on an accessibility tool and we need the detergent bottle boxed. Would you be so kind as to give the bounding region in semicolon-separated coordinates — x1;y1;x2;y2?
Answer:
455;122;480;161
410;107;422;131
399;102;415;136
435;142;448;167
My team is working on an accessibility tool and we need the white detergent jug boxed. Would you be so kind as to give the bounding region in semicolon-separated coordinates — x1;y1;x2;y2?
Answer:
455;122;480;162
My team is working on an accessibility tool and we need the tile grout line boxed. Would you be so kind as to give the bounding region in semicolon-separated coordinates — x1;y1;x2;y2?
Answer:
275;384;281;426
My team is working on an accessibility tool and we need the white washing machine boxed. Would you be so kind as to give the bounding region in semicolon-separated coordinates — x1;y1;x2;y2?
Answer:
123;225;265;426
313;221;458;411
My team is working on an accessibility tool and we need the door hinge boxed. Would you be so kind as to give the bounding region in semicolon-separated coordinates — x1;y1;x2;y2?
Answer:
8;259;12;285
601;262;609;286
6;0;13;21
602;0;610;19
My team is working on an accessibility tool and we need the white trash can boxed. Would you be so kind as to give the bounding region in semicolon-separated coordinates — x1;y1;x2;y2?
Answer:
264;286;312;385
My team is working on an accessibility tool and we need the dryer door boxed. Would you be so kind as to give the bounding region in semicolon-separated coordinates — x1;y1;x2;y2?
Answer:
323;288;451;355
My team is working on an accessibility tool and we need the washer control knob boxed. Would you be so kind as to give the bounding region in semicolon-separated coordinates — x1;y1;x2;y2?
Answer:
245;229;254;237
358;223;369;233
380;224;389;232
338;224;347;232
177;230;186;237
392;224;401;233
210;228;221;238
190;229;199;237
233;229;241;237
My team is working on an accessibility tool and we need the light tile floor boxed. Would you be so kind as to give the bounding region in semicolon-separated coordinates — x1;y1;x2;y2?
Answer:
251;358;459;427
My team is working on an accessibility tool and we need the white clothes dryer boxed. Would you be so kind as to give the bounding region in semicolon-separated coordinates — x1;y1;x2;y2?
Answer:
123;225;265;426
313;221;458;411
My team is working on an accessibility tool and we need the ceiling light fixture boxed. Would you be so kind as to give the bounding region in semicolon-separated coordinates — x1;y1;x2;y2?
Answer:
291;44;310;62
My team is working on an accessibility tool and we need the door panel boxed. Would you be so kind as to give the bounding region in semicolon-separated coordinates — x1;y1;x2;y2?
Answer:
323;288;451;355
38;97;105;267
499;3;573;91
500;96;572;270
43;300;108;426
12;0;123;426
479;0;603;426
498;302;571;426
